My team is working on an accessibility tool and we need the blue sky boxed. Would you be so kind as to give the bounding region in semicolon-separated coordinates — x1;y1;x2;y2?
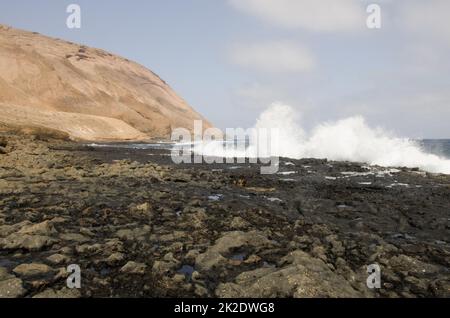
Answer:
1;0;449;138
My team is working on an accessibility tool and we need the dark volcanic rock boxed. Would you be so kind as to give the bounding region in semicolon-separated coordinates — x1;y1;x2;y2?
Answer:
0;132;449;298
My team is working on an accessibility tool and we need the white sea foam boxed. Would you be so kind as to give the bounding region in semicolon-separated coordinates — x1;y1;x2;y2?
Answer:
266;197;283;202
277;171;297;175
208;194;223;201
197;103;450;174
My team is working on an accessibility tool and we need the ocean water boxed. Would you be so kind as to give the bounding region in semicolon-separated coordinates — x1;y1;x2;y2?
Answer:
89;103;450;174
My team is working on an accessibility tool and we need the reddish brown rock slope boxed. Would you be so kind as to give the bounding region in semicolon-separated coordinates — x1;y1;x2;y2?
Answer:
0;24;211;141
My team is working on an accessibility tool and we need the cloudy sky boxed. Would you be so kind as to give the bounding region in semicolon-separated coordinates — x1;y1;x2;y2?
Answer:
1;0;449;138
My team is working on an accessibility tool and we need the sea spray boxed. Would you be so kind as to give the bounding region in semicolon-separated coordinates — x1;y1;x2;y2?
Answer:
197;102;450;174
172;121;280;174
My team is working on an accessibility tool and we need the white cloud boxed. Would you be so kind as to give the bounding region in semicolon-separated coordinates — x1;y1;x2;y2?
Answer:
228;0;364;32
230;41;315;73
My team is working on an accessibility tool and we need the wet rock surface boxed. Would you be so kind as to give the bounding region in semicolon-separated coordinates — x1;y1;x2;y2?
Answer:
0;133;449;298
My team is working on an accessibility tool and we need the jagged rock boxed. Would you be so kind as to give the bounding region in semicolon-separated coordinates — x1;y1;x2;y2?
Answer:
429;279;450;297
106;252;126;265
0;221;32;238
0;277;26;298
194;284;209;297
311;245;327;262
120;261;147;275
325;235;345;257
195;231;271;272
230;217;250;230
79;228;95;237
185;249;200;263
46;254;70;265
195;252;227;273
0;132;449;298
116;226;151;241
244;254;261;264
0;234;57;251
388;255;441;277
133;202;151;213
75;243;102;254
216;251;363;298
18;220;57;236
153;253;180;275
33;287;81;298
191;209;208;229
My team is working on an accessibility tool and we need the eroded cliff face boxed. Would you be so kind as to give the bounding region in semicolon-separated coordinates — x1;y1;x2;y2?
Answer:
0;24;211;141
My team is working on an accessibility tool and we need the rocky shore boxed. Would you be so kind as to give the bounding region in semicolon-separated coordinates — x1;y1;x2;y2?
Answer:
0;133;449;298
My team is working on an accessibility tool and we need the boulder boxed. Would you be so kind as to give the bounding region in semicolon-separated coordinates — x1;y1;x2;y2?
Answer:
195;231;271;272
18;220;57;236
46;254;70;265
216;250;363;298
0;234;57;251
13;263;53;278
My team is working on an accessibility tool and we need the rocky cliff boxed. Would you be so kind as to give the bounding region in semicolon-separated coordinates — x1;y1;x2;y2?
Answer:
0;24;211;141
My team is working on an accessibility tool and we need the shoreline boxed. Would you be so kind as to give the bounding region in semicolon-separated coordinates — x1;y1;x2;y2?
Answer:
0;132;449;298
